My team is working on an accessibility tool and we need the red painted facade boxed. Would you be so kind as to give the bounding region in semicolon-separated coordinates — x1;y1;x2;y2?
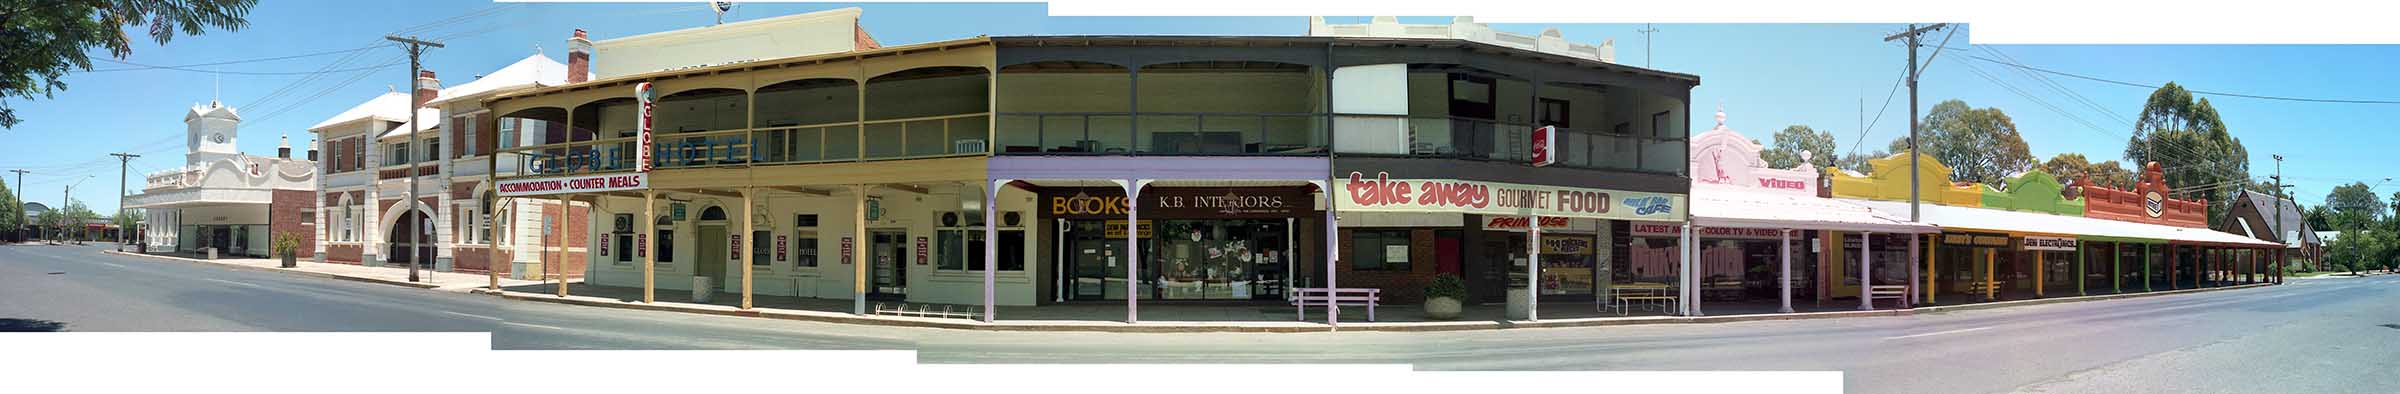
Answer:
2081;162;2208;228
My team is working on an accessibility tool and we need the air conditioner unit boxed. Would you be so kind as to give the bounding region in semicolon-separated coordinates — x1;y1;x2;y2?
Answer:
953;139;987;154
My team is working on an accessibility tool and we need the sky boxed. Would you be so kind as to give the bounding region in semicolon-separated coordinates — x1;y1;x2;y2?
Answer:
5;1;2397;216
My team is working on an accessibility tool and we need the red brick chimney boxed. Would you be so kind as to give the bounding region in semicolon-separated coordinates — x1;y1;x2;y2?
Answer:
567;29;592;83
413;70;440;108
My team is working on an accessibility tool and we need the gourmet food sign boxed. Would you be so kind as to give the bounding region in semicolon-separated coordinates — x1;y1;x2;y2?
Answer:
1336;171;1684;221
496;173;648;197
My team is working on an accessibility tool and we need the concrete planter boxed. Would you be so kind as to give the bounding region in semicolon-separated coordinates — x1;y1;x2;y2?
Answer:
1423;296;1463;320
280;254;297;268
1505;288;1531;320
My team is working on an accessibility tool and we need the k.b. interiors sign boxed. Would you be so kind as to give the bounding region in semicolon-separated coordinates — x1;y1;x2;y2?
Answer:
1336;171;1684;221
1042;187;1309;219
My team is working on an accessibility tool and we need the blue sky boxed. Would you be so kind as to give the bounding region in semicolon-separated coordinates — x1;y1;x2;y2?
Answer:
5;1;2396;215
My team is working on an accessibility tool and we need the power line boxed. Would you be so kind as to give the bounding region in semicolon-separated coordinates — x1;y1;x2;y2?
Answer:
91;57;403;76
82;44;389;72
1941;45;2400;105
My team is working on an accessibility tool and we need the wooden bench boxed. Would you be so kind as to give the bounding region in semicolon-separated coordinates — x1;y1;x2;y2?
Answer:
1292;287;1380;322
871;303;983;320
1609;285;1678;316
1960;281;2007;299
1868;285;1909;308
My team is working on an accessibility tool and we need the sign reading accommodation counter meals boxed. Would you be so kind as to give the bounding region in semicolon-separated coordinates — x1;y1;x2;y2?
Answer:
1335;171;1685;221
496;172;649;197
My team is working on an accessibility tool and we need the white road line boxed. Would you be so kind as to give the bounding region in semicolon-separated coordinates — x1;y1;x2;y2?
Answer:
1884;326;1994;340
502;321;567;331
440;310;505;321
205;278;265;289
101;262;128;269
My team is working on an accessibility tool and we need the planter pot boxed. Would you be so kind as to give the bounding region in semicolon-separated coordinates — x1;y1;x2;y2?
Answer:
280;254;297;268
1423;296;1463;320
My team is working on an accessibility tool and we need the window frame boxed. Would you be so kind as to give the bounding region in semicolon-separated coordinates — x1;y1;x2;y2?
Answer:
1351;229;1414;271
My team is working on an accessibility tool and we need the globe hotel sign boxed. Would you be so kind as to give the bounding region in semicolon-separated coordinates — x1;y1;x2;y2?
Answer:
1334;171;1685;221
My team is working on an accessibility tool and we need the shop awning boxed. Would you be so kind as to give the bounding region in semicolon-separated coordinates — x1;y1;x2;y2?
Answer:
1690;184;1937;234
1844;199;2282;248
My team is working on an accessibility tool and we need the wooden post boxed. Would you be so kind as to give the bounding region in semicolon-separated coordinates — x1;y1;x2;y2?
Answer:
557;194;570;298
2034;249;2045;298
1926;234;1938;305
2075;241;2085;296
1983;248;1995;300
642;191;656;303
740;187;754;310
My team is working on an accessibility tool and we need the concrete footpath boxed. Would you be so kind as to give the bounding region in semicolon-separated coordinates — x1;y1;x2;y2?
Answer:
102;250;541;291
105;247;2283;333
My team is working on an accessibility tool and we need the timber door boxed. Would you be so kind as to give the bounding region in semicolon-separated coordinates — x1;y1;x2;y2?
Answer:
697;226;728;291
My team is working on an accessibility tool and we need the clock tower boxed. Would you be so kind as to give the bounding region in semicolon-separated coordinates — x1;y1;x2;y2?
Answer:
186;100;242;164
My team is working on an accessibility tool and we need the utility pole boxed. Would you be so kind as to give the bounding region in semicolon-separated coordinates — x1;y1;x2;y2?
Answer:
64;175;89;243
2270;154;2286;271
387;34;443;283
9;169;25;243
1635;24;1661;68
110;153;140;251
1885;23;1949;222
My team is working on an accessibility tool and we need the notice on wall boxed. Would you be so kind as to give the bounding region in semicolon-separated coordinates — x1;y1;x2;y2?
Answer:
840;236;853;265
637;233;647;258
730;234;742;256
914;236;929;265
775;235;788;262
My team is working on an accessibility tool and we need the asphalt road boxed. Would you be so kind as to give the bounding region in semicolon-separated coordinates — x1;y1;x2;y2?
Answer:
6;243;2395;393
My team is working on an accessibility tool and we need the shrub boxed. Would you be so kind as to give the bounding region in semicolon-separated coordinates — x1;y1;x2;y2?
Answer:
1424;273;1469;301
272;231;301;258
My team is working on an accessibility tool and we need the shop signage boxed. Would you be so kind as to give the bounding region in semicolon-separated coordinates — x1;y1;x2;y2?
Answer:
672;202;687;221
598;235;609;256
1102;220;1153;238
1336;171;1684;221
1531;125;1557;167
839;236;853;264
866;198;883;221
637;233;647;258
1040;187;1307;219
730;233;742;256
634;82;655;173
775;235;788;262
1484;216;1570;230
1630;222;1785;239
2143;191;2165;218
914;236;929;265
2023;236;2078;251
1941;232;2012;247
496;173;647;197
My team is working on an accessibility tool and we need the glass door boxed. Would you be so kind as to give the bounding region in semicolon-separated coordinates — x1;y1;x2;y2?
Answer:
869;230;908;299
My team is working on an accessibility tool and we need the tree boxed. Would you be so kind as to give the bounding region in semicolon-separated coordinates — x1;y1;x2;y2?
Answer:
1832;150;1886;174
1890;99;2033;184
0;0;259;128
0;177;18;236
2040;153;2137;191
2304;205;2332;234
112;208;141;240
2324;181;2385;219
2323;229;2375;275
1761;125;1837;170
2124;83;2250;228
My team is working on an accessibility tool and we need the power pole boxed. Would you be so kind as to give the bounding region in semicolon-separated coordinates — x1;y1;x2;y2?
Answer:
387;35;443;283
1635;24;1661;68
2269;154;2285;271
1885;23;1949;222
8;169;24;243
110;153;140;251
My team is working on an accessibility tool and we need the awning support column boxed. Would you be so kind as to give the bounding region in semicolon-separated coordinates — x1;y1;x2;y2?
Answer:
982;179;1004;323
1321;179;1338;325
1123;179;1143;324
1927;234;1939;305
2075;240;2086;296
1681;224;1698;316
1858;231;1873;311
643;190;656;303
2113;242;2122;293
740;187;754;310
2034;249;2045;298
1906;233;1919;308
557;194;570;298
1778;229;1793;314
2143;244;2153;292
853;184;868;315
1527;214;1541;321
1983;249;1995;301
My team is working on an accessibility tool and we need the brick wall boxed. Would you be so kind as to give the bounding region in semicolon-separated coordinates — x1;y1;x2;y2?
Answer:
327;244;362;265
270;190;317;258
453;245;502;274
1336;228;1441;303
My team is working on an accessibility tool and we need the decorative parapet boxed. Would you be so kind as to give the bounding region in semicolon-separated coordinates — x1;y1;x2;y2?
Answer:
2082;161;2207;228
1308;16;1615;63
1688;107;1818;196
1981;169;2085;216
1827;150;1958;204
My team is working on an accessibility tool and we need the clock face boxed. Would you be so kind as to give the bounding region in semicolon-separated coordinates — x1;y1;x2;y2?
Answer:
208;133;228;144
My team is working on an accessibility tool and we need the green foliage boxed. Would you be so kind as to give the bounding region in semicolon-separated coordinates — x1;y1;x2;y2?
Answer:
272;231;301;258
1423;273;1469;301
2322;229;2395;275
0;178;18;229
2324;182;2385;219
2041;153;2136;192
1889;99;2033;184
0;0;259;128
113;208;141;229
2305;205;2332;234
1833;150;1885;174
1762;125;1837;170
2124;83;2249;228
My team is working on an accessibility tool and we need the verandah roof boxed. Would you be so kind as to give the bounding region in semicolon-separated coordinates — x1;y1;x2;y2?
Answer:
1689;184;1937;234
1843;198;2281;248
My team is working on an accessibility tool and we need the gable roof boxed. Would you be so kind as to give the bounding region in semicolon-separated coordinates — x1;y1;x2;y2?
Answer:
2233;189;2318;245
308;92;412;131
423;54;576;107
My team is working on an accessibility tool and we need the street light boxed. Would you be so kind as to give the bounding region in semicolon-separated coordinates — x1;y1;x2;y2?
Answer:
63;175;91;244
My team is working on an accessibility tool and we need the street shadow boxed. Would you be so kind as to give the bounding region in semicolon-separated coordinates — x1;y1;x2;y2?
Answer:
0;318;68;332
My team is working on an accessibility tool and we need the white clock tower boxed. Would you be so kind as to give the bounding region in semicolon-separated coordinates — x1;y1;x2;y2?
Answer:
186;100;242;164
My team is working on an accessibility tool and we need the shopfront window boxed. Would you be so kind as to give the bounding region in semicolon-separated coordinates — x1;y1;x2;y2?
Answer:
751;230;771;266
938;228;1026;272
1351;229;1412;271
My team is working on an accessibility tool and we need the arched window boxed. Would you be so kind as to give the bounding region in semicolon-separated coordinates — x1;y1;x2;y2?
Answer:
699;206;728;221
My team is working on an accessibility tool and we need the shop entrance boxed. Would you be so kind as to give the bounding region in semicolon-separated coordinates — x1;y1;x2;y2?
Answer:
1063;219;1292;301
696;225;727;290
868;229;908;299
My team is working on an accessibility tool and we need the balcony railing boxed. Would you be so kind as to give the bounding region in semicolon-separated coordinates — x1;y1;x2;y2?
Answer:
496;112;992;177
1333;114;1686;174
994;112;1328;155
